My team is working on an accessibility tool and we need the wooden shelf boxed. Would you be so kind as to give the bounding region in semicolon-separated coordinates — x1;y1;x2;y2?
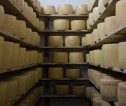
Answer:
90;0;98;12
89;0;117;31
0;0;38;31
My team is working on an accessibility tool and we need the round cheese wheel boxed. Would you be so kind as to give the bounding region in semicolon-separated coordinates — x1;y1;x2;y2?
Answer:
69;52;84;63
52;52;68;63
93;29;99;42
92;7;100;22
89;13;94;26
2;14;17;35
47;36;63;47
89;51;94;64
82;37;86;46
43;5;56;14
98;0;106;14
57;4;73;14
38;20;45;31
93;97;104;106
75;4;88;14
16;0;24;11
53;19;69;30
97;22;105;39
1;41;14;70
102;44;119;68
85;34;93;46
87;19;91;30
72;85;85;95
71;20;86;30
23;1;28;17
86;54;90;63
118;82;126;106
118;42;126;69
65;36;80;47
65;69;80;79
93;50;103;66
0;36;4;71
0;5;4;28
24;28;32;44
55;84;69;95
48;68;63;79
100;78;121;101
102;101;111;106
91;92;101;102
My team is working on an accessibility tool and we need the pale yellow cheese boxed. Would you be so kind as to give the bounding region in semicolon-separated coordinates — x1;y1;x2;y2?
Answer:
23;1;28;17
1;41;14;70
36;1;41;13
118;42;126;69
24;28;32;44
85;33;93;46
98;0;106;14
52;52;68;63
100;78;121;101
42;5;56;14
102;44;119;68
91;92;101;102
38;52;44;63
88;0;95;11
48;68;63;79
92;7;100;22
16;0;24;11
69;52;84;63
53;19;69;30
57;4;73;14
118;82;126;106
55;84;69;95
89;13;94;26
82;37;86;46
65;36;80;47
0;36;4;71
38;20;45;31
86;54;90;63
89;51;94;64
92;29;99;42
71;20;86;30
87;19;91;30
2;14;17;35
47;36;63;47
97;22;105;39
72;85;85;95
65;69;80;79
86;87;97;98
24;51;29;66
75;4;88;14
93;97;104;106
0;5;4;28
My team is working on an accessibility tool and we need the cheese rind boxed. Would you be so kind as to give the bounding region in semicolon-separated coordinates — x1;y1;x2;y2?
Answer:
75;4;88;14
0;5;4;28
42;5;56;14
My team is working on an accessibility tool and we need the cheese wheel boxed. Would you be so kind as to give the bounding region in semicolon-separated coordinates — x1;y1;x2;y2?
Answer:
93;50;103;66
93;29;99;42
100;78;121;101
89;51;94;64
47;36;63;47
36;1;41;13
71;20;86;30
98;0;106;14
38;21;45;31
69;52;84;63
118;42;126;69
16;0;24;11
91;92;101;102
0;81;8;106
89;13;94;26
86;54;90;63
24;28;32;44
55;84;69;95
53;19;69;30
23;1;28;17
93;97;104;106
43;5;56;14
0;5;4;28
2;14;17;35
12;43;20;68
116;0;126;26
1;41;14;70
86;87;97;98
65;36;80;47
85;34;93;46
0;36;4;71
15;20;26;39
52;52;68;63
75;4;88;14
72;85;85;95
38;52;44;63
65;69;80;79
87;19;91;30
97;22;105;39
92;7;100;22
102;44;119;68
57;4;73;14
118;82;126;106
48;68;63;79
82;37;86;46
102;102;111;106
104;16;118;35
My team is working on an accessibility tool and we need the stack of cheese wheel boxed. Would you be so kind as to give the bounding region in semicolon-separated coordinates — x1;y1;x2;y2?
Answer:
72;85;85;95
118;82;126;106
48;68;63;79
42;5;56;14
82;37;86;46
93;49;103;66
69;52;84;63
2;14;17;35
104;16;118;35
100;78;121;101
89;51;94;64
89;13;94;26
98;0;106;14
118;42;126;70
57;4;73;14
38;20;45;31
65;69;80;79
102;44;119;68
86;54;90;63
52;52;68;63
1;41;14;70
0;5;4;28
71;20;86;30
55;84;69;95
65;36;80;47
93;97;104;106
116;0;126;26
53;19;69;30
87;0;95;12
97;22;105;39
75;4;88;14
102;101;111;106
47;36;63;47
0;36;4;71
16;0;24;12
92;29;98;42
92;7;100;22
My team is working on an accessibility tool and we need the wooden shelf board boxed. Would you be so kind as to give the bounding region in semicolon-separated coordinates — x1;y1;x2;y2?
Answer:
41;78;89;81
